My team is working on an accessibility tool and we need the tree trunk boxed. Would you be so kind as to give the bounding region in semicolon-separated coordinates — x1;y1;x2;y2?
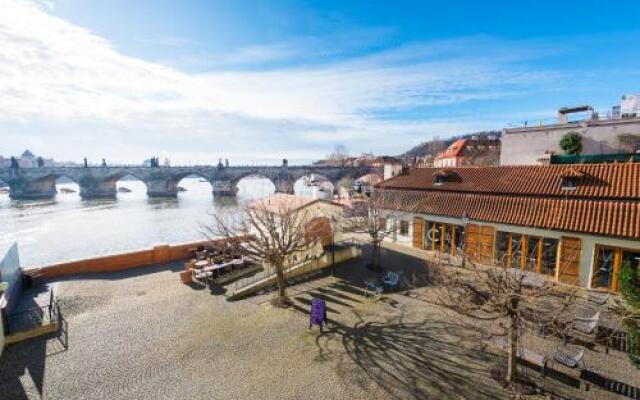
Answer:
372;240;381;270
506;311;519;383
274;262;287;305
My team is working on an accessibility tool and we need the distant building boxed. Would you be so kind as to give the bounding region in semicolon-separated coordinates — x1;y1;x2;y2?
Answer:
18;150;36;168
433;137;501;168
353;173;383;195
382;157;404;180
0;150;54;168
313;153;391;168
501;94;640;165
249;193;344;247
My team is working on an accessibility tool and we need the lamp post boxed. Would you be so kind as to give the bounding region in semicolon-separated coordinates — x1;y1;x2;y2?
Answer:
461;213;469;269
330;215;337;276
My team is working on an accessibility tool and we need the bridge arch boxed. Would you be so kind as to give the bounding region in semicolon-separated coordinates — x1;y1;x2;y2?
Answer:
0;164;382;200
173;173;213;198
53;174;81;198
102;173;148;198
293;173;334;199
233;173;276;200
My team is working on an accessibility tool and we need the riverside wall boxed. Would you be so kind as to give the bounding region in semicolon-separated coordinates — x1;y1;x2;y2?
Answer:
33;239;228;279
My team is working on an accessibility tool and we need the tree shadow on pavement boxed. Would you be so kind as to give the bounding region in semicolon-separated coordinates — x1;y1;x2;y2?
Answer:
314;314;510;400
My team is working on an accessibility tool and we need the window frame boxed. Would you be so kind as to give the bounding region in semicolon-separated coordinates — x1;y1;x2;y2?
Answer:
592;245;640;292
495;231;559;276
399;220;410;236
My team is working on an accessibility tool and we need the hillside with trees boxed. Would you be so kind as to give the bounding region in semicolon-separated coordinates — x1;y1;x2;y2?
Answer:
399;130;501;159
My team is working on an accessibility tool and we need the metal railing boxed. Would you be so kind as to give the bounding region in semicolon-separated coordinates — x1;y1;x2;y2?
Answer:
6;289;59;335
505;109;640;129
227;239;363;296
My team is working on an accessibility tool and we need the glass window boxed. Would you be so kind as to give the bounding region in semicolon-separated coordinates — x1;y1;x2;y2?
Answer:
399;220;409;236
432;223;442;251
496;232;510;267
619;251;640;291
425;222;437;250
621;251;640;272
454;225;466;255
592;247;615;289
443;225;454;254
510;234;523;269
540;238;559;276
524;236;541;272
561;177;579;191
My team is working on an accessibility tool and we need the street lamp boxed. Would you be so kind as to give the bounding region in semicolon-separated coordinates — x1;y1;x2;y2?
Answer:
330;215;337;276
461;213;469;269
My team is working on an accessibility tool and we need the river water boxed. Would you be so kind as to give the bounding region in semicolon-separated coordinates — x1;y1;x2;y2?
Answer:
0;177;329;268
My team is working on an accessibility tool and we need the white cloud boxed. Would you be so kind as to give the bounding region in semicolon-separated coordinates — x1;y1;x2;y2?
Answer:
0;0;563;164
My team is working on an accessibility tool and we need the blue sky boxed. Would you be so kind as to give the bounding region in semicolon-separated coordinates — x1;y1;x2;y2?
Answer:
1;0;639;164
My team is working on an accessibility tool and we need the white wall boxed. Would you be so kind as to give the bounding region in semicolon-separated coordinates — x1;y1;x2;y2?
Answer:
383;163;403;180
501;118;640;165
383;211;416;246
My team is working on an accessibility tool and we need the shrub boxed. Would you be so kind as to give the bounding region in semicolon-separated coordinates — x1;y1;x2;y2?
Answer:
619;261;640;367
559;131;583;155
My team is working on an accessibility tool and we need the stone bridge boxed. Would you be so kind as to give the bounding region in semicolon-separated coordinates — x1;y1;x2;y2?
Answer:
0;160;378;200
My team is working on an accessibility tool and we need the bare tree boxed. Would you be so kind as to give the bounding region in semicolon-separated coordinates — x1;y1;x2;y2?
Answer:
342;190;404;270
206;197;325;306
337;176;354;200
433;241;578;384
326;144;349;167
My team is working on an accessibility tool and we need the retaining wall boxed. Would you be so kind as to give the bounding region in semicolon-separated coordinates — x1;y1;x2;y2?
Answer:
34;239;228;279
228;245;361;300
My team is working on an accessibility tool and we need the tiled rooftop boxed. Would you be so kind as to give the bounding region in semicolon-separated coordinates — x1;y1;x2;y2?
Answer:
249;193;342;215
376;163;640;239
377;163;640;200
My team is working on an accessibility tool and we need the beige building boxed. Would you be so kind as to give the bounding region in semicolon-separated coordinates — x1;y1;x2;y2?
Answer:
501;96;640;165
376;163;640;292
249;193;344;247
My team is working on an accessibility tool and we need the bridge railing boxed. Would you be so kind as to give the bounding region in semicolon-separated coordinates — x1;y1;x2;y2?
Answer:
0;164;378;169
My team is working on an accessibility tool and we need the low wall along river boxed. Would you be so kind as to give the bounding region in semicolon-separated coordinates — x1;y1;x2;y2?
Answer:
32;239;221;279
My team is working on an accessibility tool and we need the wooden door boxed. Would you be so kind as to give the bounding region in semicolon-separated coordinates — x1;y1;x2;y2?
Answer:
558;236;581;285
466;224;495;264
412;217;424;249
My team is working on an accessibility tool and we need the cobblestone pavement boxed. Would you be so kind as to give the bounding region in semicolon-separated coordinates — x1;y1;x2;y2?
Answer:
1;247;635;399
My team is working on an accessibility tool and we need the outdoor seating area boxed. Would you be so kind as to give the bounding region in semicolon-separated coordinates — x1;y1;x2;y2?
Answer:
183;242;254;288
363;270;401;298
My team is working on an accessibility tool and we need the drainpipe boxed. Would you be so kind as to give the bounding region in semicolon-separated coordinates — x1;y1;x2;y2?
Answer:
461;213;469;269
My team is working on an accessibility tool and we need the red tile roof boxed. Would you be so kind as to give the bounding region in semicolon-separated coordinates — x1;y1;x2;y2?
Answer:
377;163;640;200
434;139;466;160
250;193;342;215
376;163;640;239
